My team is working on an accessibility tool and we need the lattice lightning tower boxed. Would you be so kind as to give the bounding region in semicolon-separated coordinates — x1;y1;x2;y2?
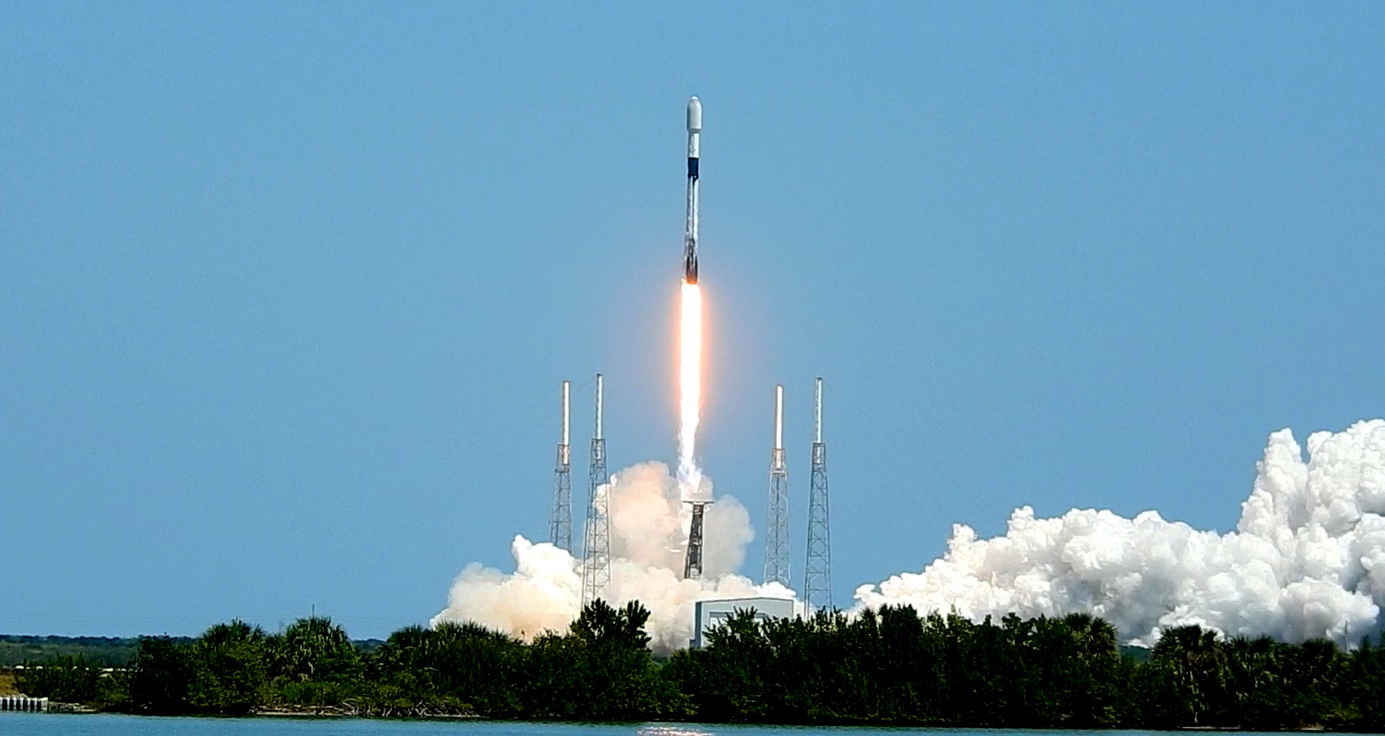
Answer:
549;380;572;554
581;374;612;606
764;384;791;588
804;377;833;611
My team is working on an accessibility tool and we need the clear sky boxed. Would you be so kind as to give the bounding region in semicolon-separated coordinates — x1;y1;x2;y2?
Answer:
2;3;1383;639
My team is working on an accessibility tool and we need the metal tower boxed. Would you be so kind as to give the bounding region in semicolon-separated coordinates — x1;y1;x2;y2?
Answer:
804;377;833;611
684;501;711;579
549;381;572;554
581;374;612;606
764;385;791;588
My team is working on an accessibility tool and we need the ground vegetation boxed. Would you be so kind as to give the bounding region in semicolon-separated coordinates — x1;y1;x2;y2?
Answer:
14;602;1385;728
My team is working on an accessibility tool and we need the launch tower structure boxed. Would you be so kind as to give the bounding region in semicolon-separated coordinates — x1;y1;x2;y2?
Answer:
684;500;711;579
581;374;612;606
549;380;573;554
764;385;791;588
804;377;833;611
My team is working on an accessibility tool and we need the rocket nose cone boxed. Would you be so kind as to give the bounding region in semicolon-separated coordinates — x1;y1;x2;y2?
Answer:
687;96;702;133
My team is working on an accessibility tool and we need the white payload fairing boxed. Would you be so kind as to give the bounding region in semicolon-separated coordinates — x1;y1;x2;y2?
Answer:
683;96;701;284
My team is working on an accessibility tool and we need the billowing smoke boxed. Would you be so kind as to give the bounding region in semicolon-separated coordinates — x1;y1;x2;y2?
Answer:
856;419;1385;647
439;420;1385;650
432;461;792;652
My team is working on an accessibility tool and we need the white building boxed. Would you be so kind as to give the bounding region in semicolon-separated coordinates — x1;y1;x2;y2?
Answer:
690;596;805;648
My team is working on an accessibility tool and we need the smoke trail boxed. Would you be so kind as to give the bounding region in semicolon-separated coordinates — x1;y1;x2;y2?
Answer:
677;280;703;495
432;462;789;652
855;419;1385;647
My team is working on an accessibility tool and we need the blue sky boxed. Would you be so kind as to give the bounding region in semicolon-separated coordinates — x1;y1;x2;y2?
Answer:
2;3;1383;638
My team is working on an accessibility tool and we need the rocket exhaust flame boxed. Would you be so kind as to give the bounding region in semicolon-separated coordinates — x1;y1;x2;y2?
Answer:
678;279;703;495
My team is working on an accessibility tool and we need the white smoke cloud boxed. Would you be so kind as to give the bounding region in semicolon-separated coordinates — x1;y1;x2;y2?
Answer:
432;461;791;652
855;419;1385;647
438;420;1385;651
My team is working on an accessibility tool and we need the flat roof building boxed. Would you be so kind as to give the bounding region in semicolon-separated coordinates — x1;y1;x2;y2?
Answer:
691;596;805;648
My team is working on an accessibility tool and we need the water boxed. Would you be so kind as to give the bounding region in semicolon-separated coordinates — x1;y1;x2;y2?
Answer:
0;716;1178;736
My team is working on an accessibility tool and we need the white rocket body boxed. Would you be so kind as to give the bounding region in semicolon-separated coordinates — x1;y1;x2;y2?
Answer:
683;96;701;284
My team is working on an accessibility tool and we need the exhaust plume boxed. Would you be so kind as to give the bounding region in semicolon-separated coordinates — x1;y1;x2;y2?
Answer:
855;419;1385;647
678;280;703;495
433;461;790;652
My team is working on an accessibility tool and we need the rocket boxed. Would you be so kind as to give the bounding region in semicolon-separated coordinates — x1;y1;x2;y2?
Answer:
683;96;702;284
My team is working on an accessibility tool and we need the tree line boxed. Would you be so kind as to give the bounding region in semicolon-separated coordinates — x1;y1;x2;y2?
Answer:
0;635;149;667
17;600;1385;728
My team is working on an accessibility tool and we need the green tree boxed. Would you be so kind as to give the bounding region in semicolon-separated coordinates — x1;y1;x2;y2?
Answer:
1282;638;1347;727
520;599;686;720
366;621;522;716
875;604;943;723
267;616;361;683
188;619;269;714
1024;613;1120;727
1148;624;1227;727
1346;636;1385;730
1221;635;1289;728
684;608;775;721
265;616;363;708
125;636;195;715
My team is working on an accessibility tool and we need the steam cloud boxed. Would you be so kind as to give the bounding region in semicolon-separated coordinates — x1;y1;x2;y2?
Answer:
856;419;1385;647
437;420;1385;650
432;461;792;652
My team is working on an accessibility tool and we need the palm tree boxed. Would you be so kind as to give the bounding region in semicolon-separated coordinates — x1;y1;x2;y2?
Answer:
1152;624;1227;726
267;616;360;683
